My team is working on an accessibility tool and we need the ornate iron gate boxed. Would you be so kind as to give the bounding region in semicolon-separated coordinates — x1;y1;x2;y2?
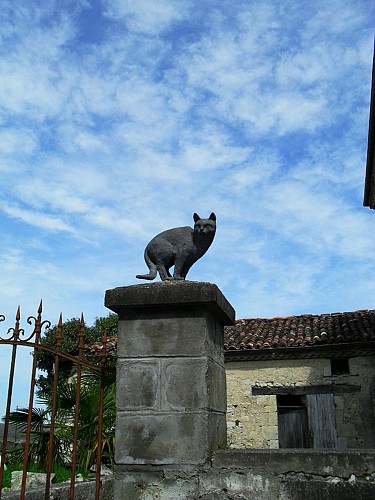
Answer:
0;302;111;499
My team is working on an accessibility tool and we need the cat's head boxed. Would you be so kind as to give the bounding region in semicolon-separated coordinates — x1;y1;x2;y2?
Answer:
193;212;216;236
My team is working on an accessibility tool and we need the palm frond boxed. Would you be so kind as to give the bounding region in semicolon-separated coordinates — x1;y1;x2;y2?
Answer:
6;407;49;432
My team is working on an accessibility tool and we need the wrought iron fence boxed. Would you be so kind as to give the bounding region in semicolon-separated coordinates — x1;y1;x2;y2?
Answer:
0;302;111;499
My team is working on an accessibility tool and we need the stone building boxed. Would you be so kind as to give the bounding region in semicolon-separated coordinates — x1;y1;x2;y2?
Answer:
224;309;375;450
87;307;375;451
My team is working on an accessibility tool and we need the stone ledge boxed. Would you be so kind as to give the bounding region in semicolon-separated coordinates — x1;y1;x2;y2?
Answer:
212;449;375;476
105;281;235;325
113;451;375;499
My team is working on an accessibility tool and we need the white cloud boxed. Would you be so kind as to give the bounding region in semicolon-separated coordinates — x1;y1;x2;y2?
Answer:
103;0;190;35
228;153;280;193
0;0;372;342
0;202;77;235
0;129;37;155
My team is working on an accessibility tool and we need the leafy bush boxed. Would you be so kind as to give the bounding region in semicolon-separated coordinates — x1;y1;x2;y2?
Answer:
36;314;118;398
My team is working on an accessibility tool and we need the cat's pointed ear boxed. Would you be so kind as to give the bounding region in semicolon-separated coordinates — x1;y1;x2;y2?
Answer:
209;212;216;221
193;213;200;223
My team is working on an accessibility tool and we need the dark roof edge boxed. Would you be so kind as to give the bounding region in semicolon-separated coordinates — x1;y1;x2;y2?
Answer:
233;308;375;323
224;341;375;362
364;43;375;208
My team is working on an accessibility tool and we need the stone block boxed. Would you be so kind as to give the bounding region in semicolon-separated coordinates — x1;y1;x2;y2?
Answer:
114;470;163;500
117;359;160;411
161;358;208;411
208;359;227;412
117;314;211;358
208;411;227;451
268;413;278;426
11;471;55;491
116;412;213;465
199;469;277;500
114;469;199;500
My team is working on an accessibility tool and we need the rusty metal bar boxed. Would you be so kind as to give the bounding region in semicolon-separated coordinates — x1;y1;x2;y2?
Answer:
69;313;85;500
21;300;48;499
0;341;103;371
0;306;110;499
44;313;63;500
95;328;108;500
0;307;22;499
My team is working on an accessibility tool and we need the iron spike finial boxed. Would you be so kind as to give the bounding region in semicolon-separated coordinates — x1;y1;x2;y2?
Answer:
56;313;63;347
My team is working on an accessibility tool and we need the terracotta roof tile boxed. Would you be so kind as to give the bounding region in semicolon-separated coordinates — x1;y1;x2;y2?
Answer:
85;335;117;358
224;309;375;351
86;310;375;355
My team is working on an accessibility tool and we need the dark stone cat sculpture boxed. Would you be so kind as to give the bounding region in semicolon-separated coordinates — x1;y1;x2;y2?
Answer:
136;213;216;281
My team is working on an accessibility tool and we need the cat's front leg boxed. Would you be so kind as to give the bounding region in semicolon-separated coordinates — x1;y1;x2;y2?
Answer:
174;260;193;280
173;261;186;280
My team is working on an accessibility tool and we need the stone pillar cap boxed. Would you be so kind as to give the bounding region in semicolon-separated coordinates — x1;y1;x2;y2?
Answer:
105;281;235;325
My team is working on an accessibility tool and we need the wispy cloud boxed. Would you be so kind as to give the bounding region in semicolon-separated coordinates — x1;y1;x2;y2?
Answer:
0;0;373;331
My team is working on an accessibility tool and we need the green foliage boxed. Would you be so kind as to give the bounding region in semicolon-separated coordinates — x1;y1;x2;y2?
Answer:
93;314;118;338
5;407;69;470
35;313;118;398
2;465;13;489
5;371;115;474
52;463;71;483
37;318;96;374
2;462;90;488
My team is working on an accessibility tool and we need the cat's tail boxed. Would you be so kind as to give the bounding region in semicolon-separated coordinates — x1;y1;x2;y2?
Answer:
136;252;157;280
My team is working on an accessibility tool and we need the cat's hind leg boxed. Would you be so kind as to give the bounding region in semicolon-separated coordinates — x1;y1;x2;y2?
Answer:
157;264;173;281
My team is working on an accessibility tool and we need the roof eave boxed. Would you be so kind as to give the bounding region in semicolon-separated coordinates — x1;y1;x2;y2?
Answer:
225;341;375;362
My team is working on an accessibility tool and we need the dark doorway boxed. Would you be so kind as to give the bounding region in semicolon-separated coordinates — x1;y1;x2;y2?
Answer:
277;395;310;448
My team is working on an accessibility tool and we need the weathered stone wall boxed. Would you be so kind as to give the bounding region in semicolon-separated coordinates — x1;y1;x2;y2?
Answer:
206;449;375;500
110;450;375;499
6;451;375;500
226;355;375;449
338;356;375;448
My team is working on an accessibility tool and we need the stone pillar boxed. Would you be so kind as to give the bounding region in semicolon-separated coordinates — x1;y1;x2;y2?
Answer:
105;281;235;499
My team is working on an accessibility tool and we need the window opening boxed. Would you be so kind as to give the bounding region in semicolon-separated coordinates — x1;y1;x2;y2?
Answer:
331;358;350;375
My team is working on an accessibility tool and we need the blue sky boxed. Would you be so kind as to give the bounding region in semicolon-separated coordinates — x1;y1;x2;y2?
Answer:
0;1;374;411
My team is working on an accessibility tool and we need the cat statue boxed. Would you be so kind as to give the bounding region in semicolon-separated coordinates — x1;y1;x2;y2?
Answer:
136;213;216;281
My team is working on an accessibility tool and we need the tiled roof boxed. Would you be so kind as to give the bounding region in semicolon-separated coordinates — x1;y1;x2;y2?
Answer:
85;309;375;356
85;335;117;358
224;309;375;351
